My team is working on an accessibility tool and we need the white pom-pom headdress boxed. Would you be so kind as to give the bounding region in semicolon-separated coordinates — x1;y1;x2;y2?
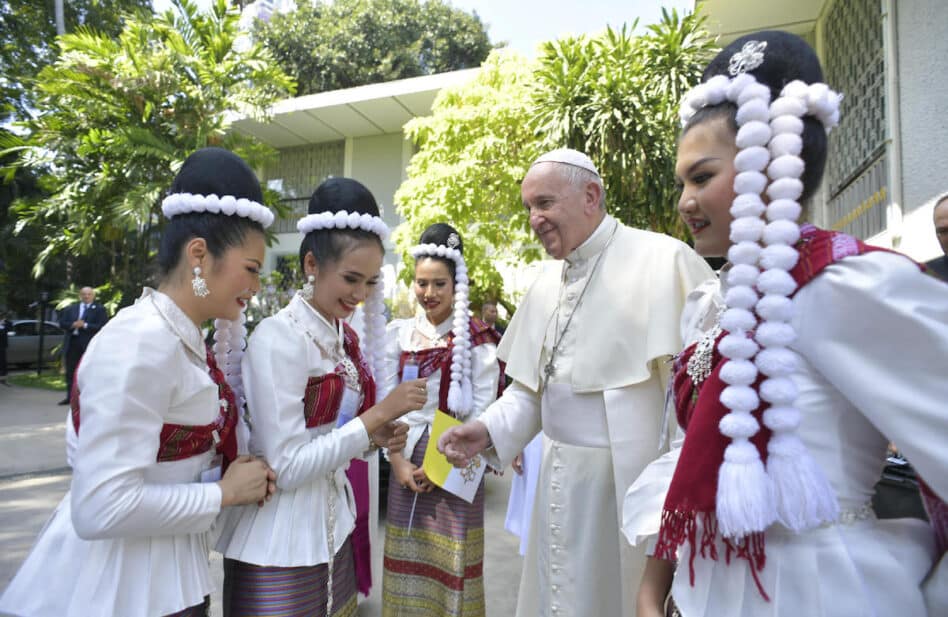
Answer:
161;192;275;228
681;38;843;538
162;147;275;453
410;232;474;417
298;208;391;383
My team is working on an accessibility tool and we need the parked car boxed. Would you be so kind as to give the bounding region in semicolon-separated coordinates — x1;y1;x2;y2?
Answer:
6;320;63;367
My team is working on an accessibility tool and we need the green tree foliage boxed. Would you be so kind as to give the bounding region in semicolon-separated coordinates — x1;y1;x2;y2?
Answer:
532;9;717;235
394;10;715;302
392;50;541;305
255;0;493;96
0;0;153;123
3;0;295;306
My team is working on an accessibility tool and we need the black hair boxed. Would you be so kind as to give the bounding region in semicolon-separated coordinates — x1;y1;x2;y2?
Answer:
298;177;385;270
158;148;266;279
416;223;463;281
683;30;828;201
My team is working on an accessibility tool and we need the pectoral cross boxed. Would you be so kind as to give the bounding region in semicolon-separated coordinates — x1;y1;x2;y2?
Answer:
542;360;555;390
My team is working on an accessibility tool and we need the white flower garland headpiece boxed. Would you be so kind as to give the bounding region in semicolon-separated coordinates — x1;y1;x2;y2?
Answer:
298;209;391;383
162;193;275;228
298;210;391;240
680;41;843;539
410;234;473;417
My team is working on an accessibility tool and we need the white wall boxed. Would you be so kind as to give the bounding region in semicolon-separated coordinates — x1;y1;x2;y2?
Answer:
894;0;948;259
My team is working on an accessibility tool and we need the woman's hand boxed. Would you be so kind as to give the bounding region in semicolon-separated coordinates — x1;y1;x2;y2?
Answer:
411;466;435;493
371;421;409;453
390;452;426;493
218;455;276;508
379;378;428;421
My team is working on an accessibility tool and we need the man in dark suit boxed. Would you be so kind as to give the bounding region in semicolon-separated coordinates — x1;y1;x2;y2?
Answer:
925;194;948;280
58;286;108;404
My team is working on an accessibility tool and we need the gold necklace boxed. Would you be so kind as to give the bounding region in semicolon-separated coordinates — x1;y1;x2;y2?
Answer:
288;300;360;391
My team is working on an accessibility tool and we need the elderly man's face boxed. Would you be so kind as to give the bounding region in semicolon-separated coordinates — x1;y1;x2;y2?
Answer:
79;287;95;304
522;163;600;260
934;199;948;255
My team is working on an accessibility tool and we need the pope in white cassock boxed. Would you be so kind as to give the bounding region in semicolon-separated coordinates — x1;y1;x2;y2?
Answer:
438;148;714;616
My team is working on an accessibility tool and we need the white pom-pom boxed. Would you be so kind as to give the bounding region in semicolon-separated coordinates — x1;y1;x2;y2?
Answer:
720;385;760;413
756;347;798;376
735;98;770;125
724;285;759;310
770;97;807;118
720;410;762;439
771;115;804;135
768;155;805;180
727;264;760;287
730;216;765;243
767;178;804;201
759;376;797;405
756;321;797;347
726;73;755;101
759;244;799;271
757;269;797;296
236;199;251;218
719;333;759;359
734;146;770;173
735;121;772;148
734;171;768;195
720;307;757;332
737;83;771;107
205;194;221;213
731;193;766;219
766;199;802;222
728;241;761;265
769;133;803;158
763;219;802;246
762;406;801;432
720;358;757;386
755;294;794;322
705;74;730;104
220;195;237;215
781;80;809;100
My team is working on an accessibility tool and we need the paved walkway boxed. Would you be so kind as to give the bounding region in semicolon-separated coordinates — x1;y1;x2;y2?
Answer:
0;382;523;616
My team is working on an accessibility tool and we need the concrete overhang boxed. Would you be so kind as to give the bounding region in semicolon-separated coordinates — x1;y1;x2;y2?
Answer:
697;0;827;44
231;68;480;148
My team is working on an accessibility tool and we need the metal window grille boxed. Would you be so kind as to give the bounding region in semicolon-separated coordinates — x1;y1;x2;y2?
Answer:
823;0;887;238
266;142;345;234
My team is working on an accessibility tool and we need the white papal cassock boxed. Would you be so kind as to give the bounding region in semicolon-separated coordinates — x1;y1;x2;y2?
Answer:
477;215;714;617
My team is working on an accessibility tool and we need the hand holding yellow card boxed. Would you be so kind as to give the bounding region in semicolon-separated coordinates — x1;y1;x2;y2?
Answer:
423;410;486;503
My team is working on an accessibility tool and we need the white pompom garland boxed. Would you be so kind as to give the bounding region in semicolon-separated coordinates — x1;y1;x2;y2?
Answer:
214;308;251;453
410;241;474;417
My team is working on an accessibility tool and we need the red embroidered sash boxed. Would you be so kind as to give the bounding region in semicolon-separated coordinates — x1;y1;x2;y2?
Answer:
655;225;915;598
301;322;377;428
396;317;501;417
72;345;239;470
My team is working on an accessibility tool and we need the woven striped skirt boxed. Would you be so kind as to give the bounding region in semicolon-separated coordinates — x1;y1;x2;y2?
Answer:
222;537;357;617
382;429;486;616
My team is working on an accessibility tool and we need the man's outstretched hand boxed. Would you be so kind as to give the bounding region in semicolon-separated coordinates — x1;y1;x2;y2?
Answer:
437;421;492;467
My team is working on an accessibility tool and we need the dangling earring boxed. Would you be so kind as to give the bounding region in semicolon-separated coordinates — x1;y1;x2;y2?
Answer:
301;274;315;300
192;266;210;298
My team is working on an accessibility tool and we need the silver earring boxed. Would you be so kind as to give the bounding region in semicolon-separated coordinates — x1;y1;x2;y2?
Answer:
301;274;315;299
192;266;210;298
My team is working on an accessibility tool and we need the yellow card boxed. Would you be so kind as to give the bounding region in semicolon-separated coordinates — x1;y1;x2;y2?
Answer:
422;410;485;503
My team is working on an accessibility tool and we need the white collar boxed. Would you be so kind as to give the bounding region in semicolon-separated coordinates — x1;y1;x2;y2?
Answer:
416;312;453;340
290;293;343;350
566;214;616;265
140;287;205;361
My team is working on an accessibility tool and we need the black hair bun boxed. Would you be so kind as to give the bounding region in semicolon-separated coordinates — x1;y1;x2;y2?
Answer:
702;30;824;103
170;147;263;203
308;177;380;217
419;223;463;254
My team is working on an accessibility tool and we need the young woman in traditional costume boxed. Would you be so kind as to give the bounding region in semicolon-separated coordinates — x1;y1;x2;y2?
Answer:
0;147;279;617
380;223;502;616
215;177;426;617
624;30;947;617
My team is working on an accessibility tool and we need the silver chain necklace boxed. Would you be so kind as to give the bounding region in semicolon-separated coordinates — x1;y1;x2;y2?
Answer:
541;225;618;389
